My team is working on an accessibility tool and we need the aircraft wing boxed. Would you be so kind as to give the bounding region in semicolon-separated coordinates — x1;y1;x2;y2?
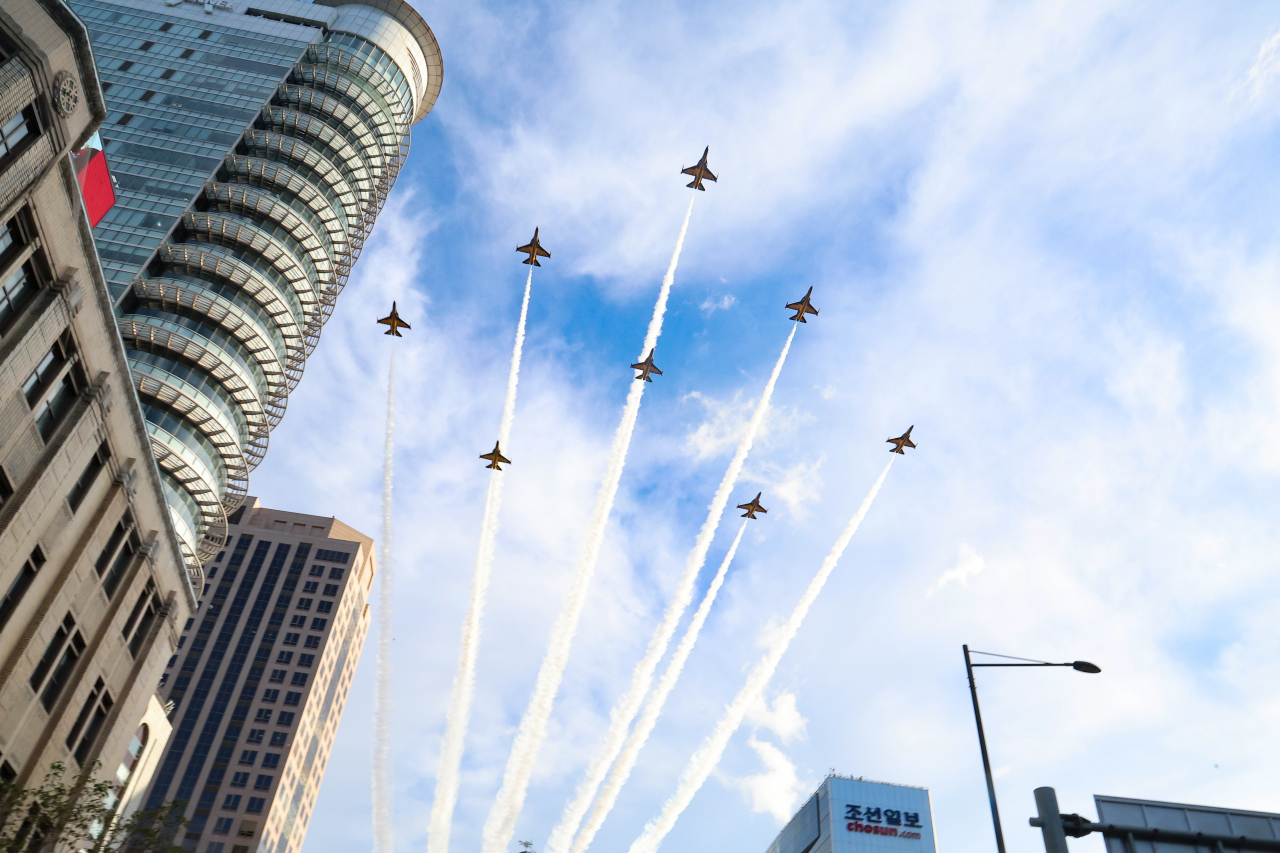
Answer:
680;165;699;177
396;318;411;330
650;365;663;375
535;245;550;258
701;168;717;182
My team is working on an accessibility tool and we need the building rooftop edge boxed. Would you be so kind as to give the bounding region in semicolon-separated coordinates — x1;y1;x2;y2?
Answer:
311;0;442;123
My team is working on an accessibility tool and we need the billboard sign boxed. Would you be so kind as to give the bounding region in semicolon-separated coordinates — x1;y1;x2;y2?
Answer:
829;777;937;853
1093;794;1280;852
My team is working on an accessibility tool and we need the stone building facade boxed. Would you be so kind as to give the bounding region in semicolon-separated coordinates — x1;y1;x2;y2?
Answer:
0;0;195;806
143;498;374;853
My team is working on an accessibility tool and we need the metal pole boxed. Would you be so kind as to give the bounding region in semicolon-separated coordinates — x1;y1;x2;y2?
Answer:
1033;787;1070;853
965;644;1006;853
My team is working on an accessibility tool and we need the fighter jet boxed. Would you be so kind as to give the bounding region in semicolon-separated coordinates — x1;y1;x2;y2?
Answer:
480;441;512;470
737;492;767;519
517;228;551;266
377;301;411;336
887;426;916;455
632;349;663;382
681;146;717;191
785;287;819;323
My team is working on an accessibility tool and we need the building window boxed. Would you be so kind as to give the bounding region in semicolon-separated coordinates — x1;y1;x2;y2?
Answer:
138;90;155;102
246;729;264;744
67;442;110;513
0;262;34;334
275;712;294;727
322;584;339;597
262;689;280;703
30;613;85;711
309;618;326;631
276;652;292;665
0;107;38;166
329;567;345;580
289;615;305;628
138;40;154;50
315;550;349;564
222;794;241;811
283;633;299;646
212;818;233;836
304;636;319;650
245;797;265;815
316;601;332;614
260;754;279;770
179;48;194;59
308;565;323;577
0;547;44;633
95;511;139;600
302;582;318;594
238;821;256;838
282;692;300;707
268;670;285;684
297;654;313;668
230;772;248;788
295;599;312;612
121;580;161;658
117;60;133;71
215;550;225;562
66;677;113;765
290;673;307;687
268;732;287;748
253;775;272;791
238;751;256;766
208;843;225;853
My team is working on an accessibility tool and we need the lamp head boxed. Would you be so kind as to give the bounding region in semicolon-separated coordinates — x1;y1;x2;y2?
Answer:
1072;660;1101;674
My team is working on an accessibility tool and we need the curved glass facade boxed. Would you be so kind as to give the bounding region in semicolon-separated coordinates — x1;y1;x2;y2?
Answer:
84;0;442;570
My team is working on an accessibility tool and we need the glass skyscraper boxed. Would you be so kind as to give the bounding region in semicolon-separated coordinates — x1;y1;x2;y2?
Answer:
70;0;440;571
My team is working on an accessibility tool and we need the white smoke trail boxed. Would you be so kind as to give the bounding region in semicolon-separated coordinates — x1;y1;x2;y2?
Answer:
428;269;534;853
571;520;748;853
481;195;697;853
373;345;396;853
549;325;798;853
626;461;894;853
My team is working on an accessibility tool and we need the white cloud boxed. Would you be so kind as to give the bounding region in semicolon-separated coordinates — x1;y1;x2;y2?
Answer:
682;391;804;461
747;690;808;744
700;294;738;315
926;543;986;597
730;736;809;823
741;456;825;517
280;5;1280;853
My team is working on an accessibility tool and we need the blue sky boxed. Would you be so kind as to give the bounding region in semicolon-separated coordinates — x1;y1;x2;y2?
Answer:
249;1;1280;852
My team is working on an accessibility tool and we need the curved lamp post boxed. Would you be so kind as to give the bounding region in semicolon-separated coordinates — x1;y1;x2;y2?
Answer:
963;645;1101;853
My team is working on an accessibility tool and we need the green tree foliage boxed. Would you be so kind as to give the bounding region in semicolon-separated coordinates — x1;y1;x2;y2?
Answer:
0;762;186;853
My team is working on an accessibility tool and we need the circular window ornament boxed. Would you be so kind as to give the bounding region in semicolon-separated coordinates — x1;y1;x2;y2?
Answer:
53;71;79;118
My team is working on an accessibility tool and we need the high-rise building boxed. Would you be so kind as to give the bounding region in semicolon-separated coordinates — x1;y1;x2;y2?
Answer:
142;497;375;853
68;0;441;572
0;0;194;800
765;775;938;853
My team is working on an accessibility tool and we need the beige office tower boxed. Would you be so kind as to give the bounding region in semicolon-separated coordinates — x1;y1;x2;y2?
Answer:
0;0;194;806
142;498;375;853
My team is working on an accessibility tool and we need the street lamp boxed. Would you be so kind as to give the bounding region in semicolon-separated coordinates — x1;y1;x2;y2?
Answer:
963;645;1101;853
